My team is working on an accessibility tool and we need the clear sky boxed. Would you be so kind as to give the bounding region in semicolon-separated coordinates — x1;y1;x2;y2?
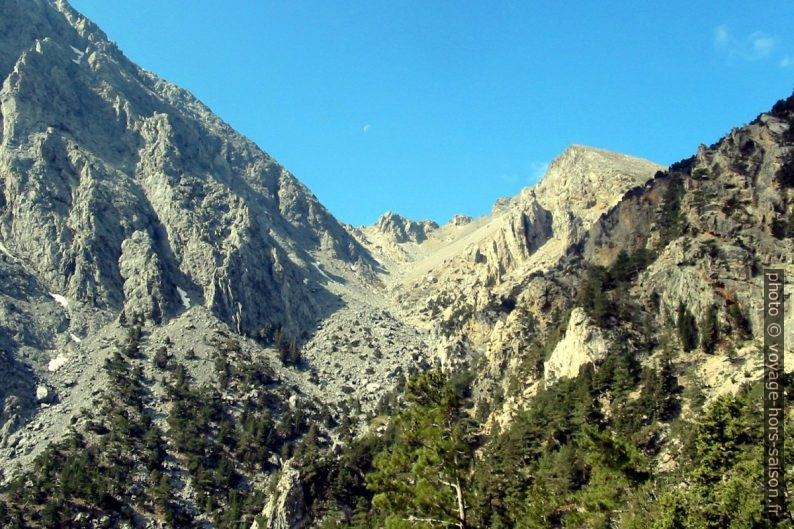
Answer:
69;0;794;227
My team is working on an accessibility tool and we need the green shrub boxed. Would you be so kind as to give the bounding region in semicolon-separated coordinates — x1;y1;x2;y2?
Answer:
658;175;686;244
153;346;171;370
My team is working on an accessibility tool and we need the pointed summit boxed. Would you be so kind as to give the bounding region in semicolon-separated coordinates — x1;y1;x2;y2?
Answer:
532;145;664;226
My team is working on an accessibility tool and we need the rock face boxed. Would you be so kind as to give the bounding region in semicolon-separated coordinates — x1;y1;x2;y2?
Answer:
348;212;441;266
535;145;664;228
353;145;663;370
354;100;794;425
118;230;173;324
374;212;439;244
0;0;402;476
581;109;794;353
544;308;609;384
0;0;373;340
449;214;472;226
253;463;307;529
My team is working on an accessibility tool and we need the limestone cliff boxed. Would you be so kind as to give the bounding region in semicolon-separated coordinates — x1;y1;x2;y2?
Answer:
544;308;609;384
0;0;374;342
354;145;663;369
0;0;409;485
253;463;308;529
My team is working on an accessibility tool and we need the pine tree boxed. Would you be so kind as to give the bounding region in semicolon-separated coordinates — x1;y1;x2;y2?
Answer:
296;423;321;470
610;250;633;284
368;371;474;529
151;469;170;508
350;498;371;528
651;491;688;529
274;327;286;356
693;395;747;484
288;339;302;366
727;304;751;340
676;303;697;352
699;305;719;353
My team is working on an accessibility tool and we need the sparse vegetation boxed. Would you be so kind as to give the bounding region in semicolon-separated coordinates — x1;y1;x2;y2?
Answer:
0;327;323;529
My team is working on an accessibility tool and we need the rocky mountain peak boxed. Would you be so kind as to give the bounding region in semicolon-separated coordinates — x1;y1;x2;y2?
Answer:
373;211;439;244
448;214;473;226
532;144;665;227
0;0;424;492
0;0;376;340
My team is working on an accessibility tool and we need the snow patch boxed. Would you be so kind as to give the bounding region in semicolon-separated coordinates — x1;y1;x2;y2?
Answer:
177;287;191;309
70;45;85;65
49;293;69;308
48;354;68;372
70;333;82;344
312;262;331;281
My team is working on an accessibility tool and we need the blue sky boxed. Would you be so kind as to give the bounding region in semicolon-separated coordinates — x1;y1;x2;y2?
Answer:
70;1;794;226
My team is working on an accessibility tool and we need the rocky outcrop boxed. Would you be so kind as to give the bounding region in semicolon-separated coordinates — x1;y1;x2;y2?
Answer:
544;308;609;384
449;214;473;226
534;145;663;228
374;211;439;244
0;352;36;444
348;212;442;266
253;463;308;529
118;230;173;323
371;146;662;369
579;105;794;350
484;193;554;275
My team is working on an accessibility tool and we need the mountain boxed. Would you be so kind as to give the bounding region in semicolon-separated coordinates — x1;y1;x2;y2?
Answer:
354;145;664;369
0;0;377;335
0;0;424;491
284;97;794;529
1;1;793;528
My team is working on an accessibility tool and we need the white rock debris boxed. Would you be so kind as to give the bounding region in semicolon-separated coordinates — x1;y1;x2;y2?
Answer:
69;44;85;64
49;293;69;309
0;242;16;260
47;354;69;372
176;286;191;309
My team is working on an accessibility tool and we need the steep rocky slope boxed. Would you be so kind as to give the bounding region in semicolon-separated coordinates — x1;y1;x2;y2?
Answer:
0;0;375;337
347;212;440;266
0;0;428;488
275;95;794;529
351;145;664;369
2;1;794;528
354;108;793;409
